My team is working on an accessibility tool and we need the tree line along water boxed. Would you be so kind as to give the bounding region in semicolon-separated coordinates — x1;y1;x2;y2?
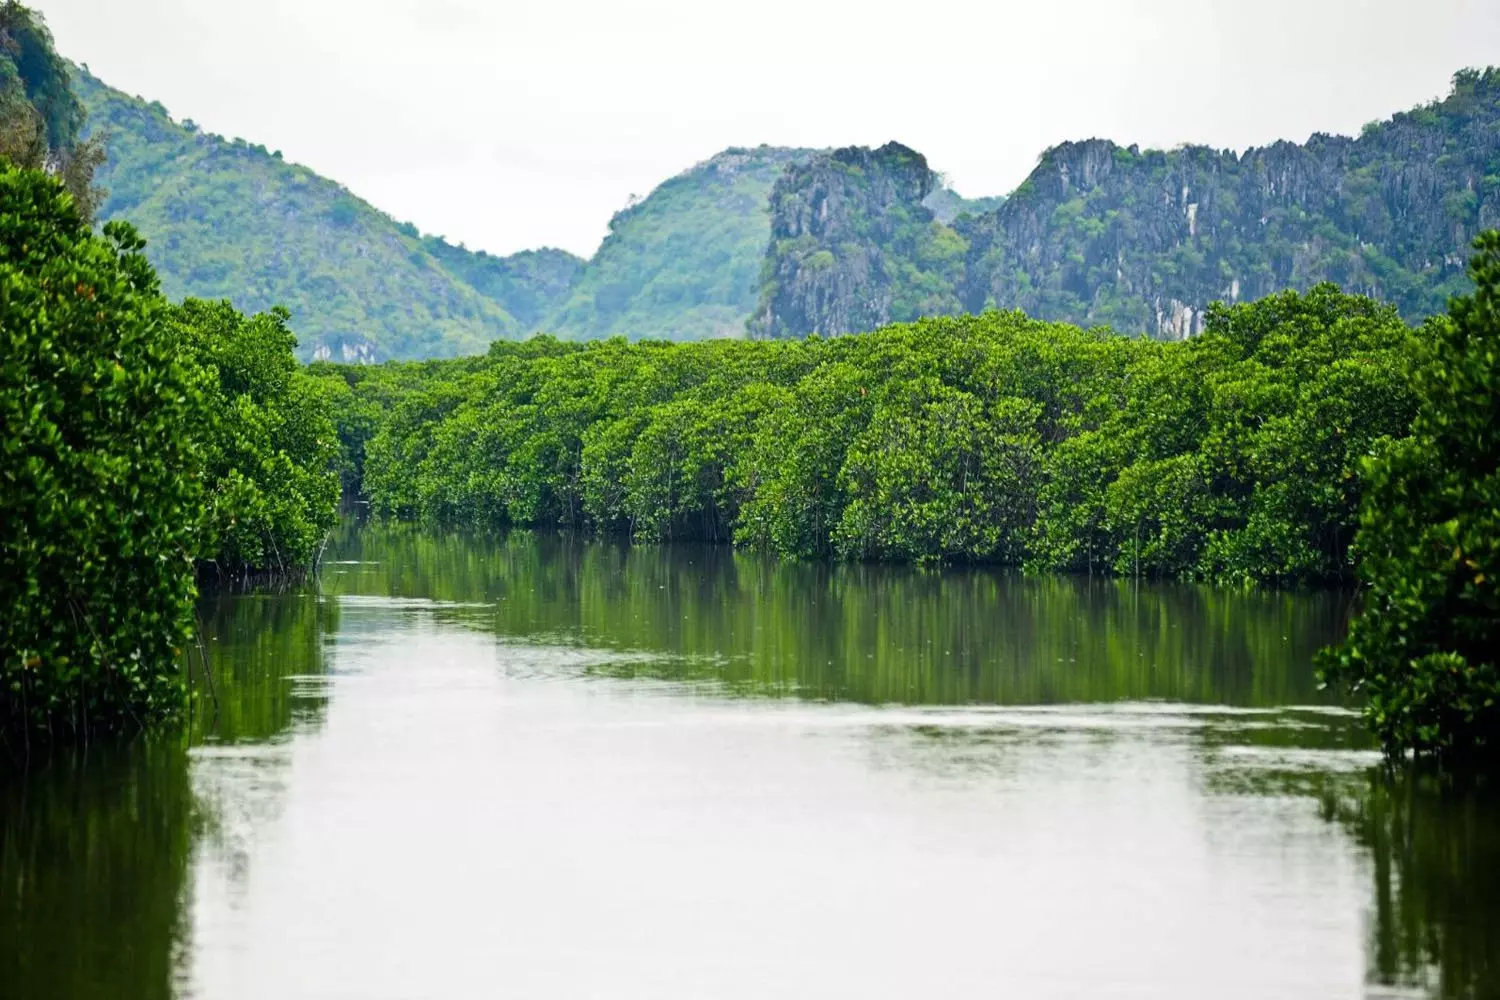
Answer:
2;178;1498;758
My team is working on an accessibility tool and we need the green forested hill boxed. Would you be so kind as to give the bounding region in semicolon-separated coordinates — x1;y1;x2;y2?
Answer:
543;146;814;341
74;56;1499;354
421;240;583;331
80;55;813;353
75;62;817;354
752;70;1500;339
79;54;819;354
74;66;577;361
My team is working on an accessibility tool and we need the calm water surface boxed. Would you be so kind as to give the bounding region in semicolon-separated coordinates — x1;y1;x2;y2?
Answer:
3;525;1497;999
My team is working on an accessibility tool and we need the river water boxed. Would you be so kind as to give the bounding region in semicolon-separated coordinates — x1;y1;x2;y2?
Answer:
3;525;1496;999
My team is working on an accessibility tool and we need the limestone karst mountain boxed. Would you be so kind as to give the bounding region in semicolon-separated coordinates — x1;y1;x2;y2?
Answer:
752;70;1500;340
74;59;1498;357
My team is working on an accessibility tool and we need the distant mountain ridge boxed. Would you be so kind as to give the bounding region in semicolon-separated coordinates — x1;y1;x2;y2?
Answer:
753;69;1500;339
74;65;999;359
74;66;565;361
74;60;1497;357
77;64;829;358
543;145;817;341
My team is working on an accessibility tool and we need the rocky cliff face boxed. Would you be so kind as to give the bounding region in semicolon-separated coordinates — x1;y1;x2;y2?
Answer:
756;69;1500;340
749;142;963;338
958;69;1499;338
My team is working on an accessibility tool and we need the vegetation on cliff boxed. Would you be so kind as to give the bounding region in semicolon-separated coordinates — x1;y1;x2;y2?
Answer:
753;70;1500;341
0;2;102;217
545;146;814;342
750;142;969;338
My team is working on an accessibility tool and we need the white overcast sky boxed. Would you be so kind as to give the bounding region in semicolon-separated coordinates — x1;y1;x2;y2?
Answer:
33;0;1500;259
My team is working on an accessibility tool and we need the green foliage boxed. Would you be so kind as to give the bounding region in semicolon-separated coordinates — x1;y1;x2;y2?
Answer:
0;3;102;218
545;146;814;342
834;380;1040;563
734;359;875;555
174;300;341;574
1321;233;1500;761
325;284;1418;586
71;67;558;361
1;165;202;743
2;166;344;747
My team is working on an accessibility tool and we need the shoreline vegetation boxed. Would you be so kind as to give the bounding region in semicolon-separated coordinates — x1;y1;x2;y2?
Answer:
1;3;1495;761
2;164;340;752
308;240;1497;760
325;288;1419;581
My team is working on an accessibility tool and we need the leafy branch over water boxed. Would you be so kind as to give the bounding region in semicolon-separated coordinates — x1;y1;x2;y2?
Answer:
0;165;340;749
1320;233;1500;761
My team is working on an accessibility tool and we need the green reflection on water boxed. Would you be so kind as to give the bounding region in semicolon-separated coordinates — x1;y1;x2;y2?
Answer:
0;589;336;1000
326;522;1350;708
189;590;338;745
0;740;193;1000
1329;772;1500;998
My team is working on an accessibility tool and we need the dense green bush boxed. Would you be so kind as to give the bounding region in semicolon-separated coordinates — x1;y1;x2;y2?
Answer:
175;299;341;575
2;166;342;749
1321;234;1500;760
1;165;202;744
324;279;1421;585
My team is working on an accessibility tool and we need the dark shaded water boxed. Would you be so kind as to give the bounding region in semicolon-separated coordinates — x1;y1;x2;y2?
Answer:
3;525;1497;998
